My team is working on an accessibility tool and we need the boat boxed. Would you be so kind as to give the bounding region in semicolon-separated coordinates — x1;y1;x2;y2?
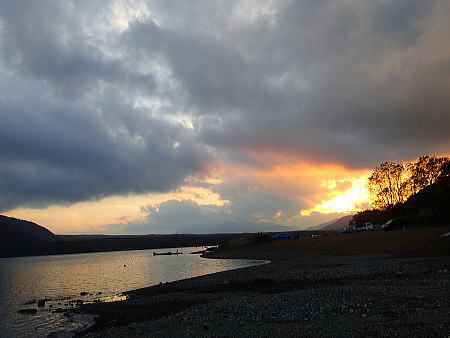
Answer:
189;249;206;254
152;251;183;256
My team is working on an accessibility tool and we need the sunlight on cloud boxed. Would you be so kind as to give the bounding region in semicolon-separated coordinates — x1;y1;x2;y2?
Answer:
6;181;227;234
301;176;371;216
91;0;152;34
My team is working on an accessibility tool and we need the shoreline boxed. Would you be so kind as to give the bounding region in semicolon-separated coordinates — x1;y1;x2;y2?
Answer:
70;229;449;337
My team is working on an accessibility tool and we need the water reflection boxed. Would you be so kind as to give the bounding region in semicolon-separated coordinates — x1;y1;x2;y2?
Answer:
0;248;267;337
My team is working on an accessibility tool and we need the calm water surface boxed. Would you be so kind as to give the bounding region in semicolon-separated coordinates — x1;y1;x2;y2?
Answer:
0;247;266;337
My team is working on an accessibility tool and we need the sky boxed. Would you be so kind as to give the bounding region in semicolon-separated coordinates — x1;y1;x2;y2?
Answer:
1;0;449;234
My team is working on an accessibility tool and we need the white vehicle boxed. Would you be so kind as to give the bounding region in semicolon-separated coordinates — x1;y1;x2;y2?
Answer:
342;222;374;234
360;222;374;231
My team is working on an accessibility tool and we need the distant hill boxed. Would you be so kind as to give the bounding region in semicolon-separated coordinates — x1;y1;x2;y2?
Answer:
0;216;298;258
321;215;354;230
0;215;56;256
307;214;354;231
307;218;335;231
0;215;55;241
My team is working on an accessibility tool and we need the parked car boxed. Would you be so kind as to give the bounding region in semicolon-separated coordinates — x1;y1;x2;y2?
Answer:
341;226;359;234
311;233;328;238
362;222;374;230
272;233;292;239
342;222;375;234
381;217;408;231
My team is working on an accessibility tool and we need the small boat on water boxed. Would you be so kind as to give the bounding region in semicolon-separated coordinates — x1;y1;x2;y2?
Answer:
152;251;183;256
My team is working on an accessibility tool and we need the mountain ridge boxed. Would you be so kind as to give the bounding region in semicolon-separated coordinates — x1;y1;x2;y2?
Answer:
0;215;56;241
0;216;300;258
307;214;354;231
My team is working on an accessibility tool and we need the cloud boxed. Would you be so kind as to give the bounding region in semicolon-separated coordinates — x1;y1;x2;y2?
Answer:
0;1;156;98
193;0;450;168
0;1;214;212
1;1;449;231
105;198;300;234
103;163;368;233
0;82;212;211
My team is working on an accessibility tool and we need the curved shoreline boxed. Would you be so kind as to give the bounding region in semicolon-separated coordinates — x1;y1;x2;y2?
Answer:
70;230;450;337
63;255;271;336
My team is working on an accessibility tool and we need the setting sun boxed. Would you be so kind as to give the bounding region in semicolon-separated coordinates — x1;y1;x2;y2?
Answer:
301;177;371;215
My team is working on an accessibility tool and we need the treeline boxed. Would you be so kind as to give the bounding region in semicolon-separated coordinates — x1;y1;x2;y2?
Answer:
350;155;450;227
368;156;449;209
0;233;246;258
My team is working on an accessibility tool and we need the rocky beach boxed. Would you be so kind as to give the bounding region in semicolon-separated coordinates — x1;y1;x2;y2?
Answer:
68;228;450;337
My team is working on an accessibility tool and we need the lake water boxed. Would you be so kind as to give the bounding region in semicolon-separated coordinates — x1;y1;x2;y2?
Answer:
0;247;266;337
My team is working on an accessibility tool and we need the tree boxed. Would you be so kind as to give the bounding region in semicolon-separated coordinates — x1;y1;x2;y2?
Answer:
367;156;450;209
440;160;450;178
368;162;410;209
355;155;450;227
408;156;449;194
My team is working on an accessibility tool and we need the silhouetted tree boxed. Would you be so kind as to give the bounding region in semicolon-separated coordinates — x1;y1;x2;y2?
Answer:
408;156;449;193
440;160;450;178
368;156;450;209
355;155;450;226
368;162;409;209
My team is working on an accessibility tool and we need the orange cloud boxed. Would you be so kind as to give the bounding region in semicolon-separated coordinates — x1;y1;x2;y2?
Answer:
218;160;372;225
6;180;228;234
301;176;371;215
6;159;373;233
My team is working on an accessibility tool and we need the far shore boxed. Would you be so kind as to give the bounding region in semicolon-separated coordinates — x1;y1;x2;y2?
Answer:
67;227;450;337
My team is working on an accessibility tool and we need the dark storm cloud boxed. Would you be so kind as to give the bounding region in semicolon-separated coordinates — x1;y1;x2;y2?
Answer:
122;18;298;119
1;0;449;223
0;76;211;211
136;0;449;167
0;1;156;97
0;1;212;211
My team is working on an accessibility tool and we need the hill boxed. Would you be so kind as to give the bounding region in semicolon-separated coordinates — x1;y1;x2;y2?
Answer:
0;216;295;258
307;214;354;231
351;176;450;227
0;215;56;241
0;215;57;256
320;215;354;230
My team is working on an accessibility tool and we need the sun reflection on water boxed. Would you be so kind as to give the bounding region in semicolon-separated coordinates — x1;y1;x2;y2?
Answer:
0;248;266;337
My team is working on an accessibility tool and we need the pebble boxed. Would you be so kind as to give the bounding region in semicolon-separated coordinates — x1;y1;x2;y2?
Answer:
83;255;450;337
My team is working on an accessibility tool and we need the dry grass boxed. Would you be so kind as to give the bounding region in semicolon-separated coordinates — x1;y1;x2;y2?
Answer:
229;228;450;257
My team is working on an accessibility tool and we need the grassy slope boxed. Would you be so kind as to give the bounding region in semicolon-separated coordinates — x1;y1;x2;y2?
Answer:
218;228;450;258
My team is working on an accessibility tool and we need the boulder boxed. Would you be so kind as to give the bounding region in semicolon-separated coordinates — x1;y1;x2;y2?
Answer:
17;309;37;314
37;299;49;307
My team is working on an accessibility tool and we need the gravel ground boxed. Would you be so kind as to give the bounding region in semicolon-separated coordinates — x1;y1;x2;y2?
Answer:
80;254;450;337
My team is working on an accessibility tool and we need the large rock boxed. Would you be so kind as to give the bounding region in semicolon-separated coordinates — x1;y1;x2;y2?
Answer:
17;309;37;314
38;299;50;307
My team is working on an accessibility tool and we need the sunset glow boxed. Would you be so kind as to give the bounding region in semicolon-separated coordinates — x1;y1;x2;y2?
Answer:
1;0;448;235
301;177;371;216
6;183;227;234
1;2;449;335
